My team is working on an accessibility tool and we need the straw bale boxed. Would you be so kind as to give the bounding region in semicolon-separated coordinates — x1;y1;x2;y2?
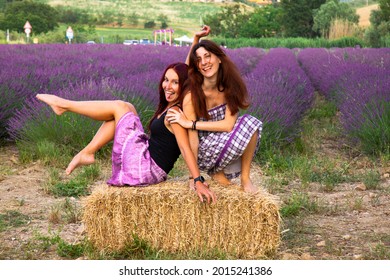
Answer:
82;181;280;259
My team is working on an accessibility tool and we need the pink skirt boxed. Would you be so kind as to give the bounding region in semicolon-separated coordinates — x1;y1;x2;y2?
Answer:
107;112;167;186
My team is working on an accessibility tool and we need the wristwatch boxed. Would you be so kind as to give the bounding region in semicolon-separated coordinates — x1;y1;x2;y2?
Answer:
194;175;205;184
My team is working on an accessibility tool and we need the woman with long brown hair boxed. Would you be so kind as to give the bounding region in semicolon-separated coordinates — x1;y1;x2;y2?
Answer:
167;27;262;193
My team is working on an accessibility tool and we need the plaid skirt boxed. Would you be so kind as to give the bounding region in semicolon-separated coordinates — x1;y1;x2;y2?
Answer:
107;112;167;186
198;104;262;179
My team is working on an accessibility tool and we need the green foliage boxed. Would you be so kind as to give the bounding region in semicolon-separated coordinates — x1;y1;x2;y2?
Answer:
307;100;337;120
57;239;84;259
48;165;100;197
280;192;319;218
0;210;30;231
144;20;156;29
203;4;250;38
239;5;283;38
0;0;59;34
364;241;390;260
128;12;139;26
280;0;326;37
351;101;390;156
362;169;381;190
312;0;360;37
56;6;93;25
213;36;365;49
378;0;390;21
365;1;390;47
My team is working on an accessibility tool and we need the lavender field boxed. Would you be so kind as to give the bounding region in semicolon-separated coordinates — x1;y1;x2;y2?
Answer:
1;44;390;260
0;44;388;156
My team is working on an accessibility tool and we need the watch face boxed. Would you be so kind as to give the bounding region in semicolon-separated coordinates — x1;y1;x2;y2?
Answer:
194;176;205;183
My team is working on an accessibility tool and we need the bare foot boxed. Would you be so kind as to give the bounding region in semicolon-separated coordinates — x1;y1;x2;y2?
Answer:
66;151;95;175
36;94;68;115
211;172;232;186
242;179;258;193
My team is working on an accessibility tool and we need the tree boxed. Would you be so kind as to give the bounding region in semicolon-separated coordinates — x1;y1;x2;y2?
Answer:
378;0;390;22
365;0;390;47
0;1;58;34
0;0;13;11
240;5;282;38
312;0;359;37
144;20;156;29
56;7;93;25
280;0;326;38
129;12;139;26
156;14;169;29
203;4;250;38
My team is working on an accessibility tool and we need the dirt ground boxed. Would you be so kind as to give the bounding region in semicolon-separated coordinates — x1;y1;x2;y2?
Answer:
0;140;389;260
356;4;379;27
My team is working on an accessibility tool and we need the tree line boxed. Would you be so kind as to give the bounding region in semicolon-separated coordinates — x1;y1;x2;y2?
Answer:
0;0;388;47
204;0;388;47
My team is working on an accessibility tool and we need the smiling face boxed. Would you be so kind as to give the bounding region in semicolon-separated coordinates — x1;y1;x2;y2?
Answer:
195;47;221;79
162;68;180;105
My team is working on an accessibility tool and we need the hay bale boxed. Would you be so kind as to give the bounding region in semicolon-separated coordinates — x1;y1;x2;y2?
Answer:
82;181;280;259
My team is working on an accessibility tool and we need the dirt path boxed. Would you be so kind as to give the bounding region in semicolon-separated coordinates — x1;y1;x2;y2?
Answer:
357;4;379;27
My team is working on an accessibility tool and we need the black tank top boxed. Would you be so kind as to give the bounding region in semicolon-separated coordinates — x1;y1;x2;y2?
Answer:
148;106;181;174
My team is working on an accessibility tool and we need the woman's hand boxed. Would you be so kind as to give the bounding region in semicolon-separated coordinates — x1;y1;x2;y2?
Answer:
195;25;211;39
167;108;192;129
194;182;216;204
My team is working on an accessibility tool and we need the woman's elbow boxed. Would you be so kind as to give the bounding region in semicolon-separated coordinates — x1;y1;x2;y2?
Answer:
224;124;235;133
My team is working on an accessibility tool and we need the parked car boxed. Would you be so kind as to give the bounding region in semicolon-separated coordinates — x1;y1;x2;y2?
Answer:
86;41;96;44
139;39;151;45
123;40;139;45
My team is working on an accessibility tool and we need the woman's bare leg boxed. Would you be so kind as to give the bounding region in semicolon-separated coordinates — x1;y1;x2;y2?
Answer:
66;120;115;175
36;94;137;123
240;132;259;193
36;94;138;174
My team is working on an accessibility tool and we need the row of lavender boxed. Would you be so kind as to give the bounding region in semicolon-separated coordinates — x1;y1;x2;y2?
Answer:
298;48;390;154
245;48;315;149
0;44;267;152
1;44;387;157
0;44;188;141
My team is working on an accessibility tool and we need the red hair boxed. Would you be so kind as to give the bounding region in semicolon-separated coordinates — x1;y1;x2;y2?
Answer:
148;62;189;131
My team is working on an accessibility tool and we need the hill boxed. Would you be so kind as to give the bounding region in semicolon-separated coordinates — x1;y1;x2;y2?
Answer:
42;0;246;34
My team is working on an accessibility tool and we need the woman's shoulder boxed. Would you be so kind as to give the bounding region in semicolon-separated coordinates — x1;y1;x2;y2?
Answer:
168;103;182;111
182;91;192;103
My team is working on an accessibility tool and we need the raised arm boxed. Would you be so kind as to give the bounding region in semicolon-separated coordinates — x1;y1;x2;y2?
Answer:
185;25;211;65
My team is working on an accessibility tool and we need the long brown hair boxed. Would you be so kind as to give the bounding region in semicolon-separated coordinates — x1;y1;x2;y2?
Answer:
148;62;189;131
188;40;249;120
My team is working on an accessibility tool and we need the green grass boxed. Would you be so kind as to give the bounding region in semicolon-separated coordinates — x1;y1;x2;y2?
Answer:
45;164;101;197
49;198;82;224
361;169;381;190
0;210;30;232
280;191;320;218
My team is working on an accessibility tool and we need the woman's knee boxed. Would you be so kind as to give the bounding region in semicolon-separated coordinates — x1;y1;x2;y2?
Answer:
114;100;137;115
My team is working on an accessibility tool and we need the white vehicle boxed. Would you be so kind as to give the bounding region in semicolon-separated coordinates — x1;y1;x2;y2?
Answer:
123;40;139;45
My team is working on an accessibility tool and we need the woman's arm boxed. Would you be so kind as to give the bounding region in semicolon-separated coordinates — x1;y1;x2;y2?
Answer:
167;107;216;204
167;105;238;133
181;93;200;163
185;25;211;65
